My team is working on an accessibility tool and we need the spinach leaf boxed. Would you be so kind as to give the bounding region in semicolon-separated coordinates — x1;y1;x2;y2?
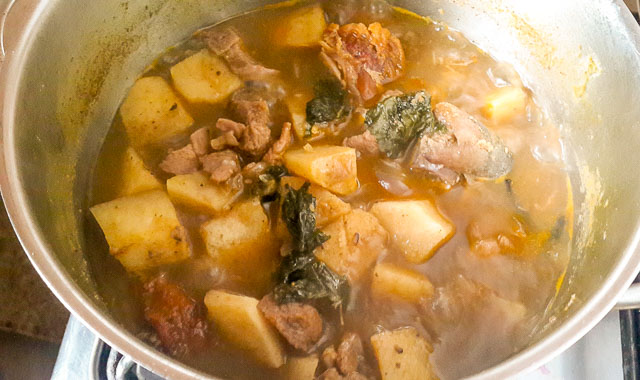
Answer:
273;183;349;307
306;79;351;126
365;91;445;158
252;165;289;200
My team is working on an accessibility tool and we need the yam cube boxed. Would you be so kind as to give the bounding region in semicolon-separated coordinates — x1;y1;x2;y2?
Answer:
204;290;284;368
315;210;387;282
120;76;194;148
117;147;162;197
281;355;319;380
274;6;327;47
371;200;454;264
481;86;527;123
167;171;241;215
284;145;358;195
371;263;434;303
200;198;279;290
170;49;243;104
371;328;438;380
90;190;190;273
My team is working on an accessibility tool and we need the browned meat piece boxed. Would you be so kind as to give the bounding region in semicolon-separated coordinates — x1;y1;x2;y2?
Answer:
258;294;323;352
203;27;279;81
336;333;364;375
410;102;513;183
200;150;241;183
230;91;272;157
215;118;246;139
343;130;380;156
210;132;239;151
142;276;209;358
319;368;344;380
322;345;339;369
318;368;369;380
190;127;210;157
159;144;200;175
264;122;293;164
320;23;405;103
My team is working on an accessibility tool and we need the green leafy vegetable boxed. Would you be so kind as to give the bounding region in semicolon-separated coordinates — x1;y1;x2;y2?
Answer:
273;183;349;307
252;165;289;200
306;79;351;126
365;91;445;158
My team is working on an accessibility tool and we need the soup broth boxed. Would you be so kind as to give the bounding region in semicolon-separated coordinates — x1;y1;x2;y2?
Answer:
86;1;572;379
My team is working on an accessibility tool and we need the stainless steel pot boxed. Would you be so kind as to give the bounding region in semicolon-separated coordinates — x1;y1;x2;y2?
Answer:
1;0;639;378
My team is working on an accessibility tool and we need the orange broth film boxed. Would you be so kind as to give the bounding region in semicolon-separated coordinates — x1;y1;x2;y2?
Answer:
86;1;572;379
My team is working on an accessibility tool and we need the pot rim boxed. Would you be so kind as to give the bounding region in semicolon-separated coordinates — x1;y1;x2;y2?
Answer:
0;1;639;379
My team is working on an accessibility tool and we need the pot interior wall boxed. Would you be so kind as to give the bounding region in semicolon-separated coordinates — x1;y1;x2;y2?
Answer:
7;0;640;376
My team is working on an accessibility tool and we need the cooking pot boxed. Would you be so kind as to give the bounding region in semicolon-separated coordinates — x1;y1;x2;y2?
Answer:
1;0;639;378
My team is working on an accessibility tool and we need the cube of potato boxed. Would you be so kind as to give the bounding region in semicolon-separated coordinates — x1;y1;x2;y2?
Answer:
315;209;387;282
170;49;243;104
481;86;527;123
371;328;438;380
286;93;312;140
90;190;190;273
371;263;434;303
371;200;454;264
274;5;327;47
120;76;194;148
167;171;241;215
284;145;358;195
281;355;319;380
204;290;284;368
200;198;280;290
117;147;162;197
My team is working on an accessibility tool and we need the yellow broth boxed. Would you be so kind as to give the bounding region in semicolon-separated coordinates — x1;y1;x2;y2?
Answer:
86;1;572;379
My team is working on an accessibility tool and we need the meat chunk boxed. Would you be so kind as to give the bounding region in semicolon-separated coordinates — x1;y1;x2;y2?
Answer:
216;118;246;139
210;131;239;151
320;23;405;103
411;102;513;183
142;276;209;358
200;150;241;183
258;294;323;352
322;345;339;369
343;130;380;156
230;90;272;157
190;127;210;156
336;333;364;375
203;27;279;81
159;144;200;175
264;122;293;164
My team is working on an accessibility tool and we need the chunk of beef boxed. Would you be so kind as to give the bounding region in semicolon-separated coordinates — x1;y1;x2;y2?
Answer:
216;118;246;139
200;150;241;183
264;122;293;164
210;131;239;151
336;333;364;375
159;144;200;175
258;294;323;352
322;345;339;369
318;368;369;380
343;130;380;156
190;127;210;157
203;27;279;81
410;102;513;184
320;23;405;103
142;276;209;358
230;90;272;157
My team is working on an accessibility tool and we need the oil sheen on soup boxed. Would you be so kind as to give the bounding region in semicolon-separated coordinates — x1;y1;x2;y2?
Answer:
86;1;572;379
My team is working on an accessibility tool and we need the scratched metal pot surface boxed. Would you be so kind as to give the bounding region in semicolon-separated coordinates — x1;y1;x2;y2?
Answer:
0;0;639;379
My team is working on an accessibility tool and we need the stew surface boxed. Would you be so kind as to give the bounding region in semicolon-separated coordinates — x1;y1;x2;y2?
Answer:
86;1;572;379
